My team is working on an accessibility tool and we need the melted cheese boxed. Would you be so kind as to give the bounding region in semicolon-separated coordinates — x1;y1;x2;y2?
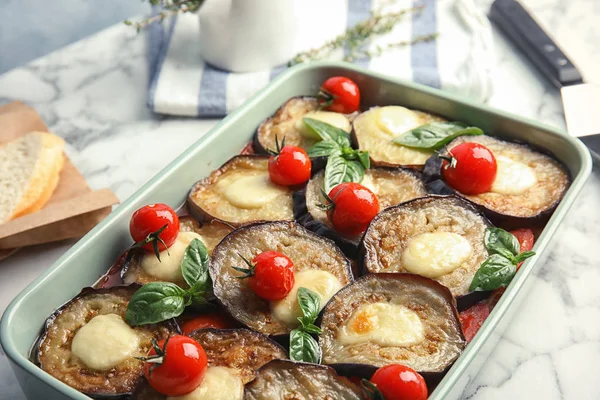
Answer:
167;367;243;400
376;106;424;139
491;155;537;195
402;232;472;278
141;231;204;284
71;314;139;371
338;303;424;346
216;172;285;209
270;270;342;326
298;111;351;138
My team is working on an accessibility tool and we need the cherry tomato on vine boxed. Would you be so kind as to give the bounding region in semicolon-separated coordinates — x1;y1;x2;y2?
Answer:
319;76;361;114
442;142;497;195
130;204;180;253
268;145;311;186
143;335;207;396
324;182;379;235
369;364;428;400
234;251;295;301
180;313;233;335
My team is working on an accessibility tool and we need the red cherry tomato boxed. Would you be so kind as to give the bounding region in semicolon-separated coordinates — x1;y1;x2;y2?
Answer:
130;204;180;252
181;314;233;335
442;143;497;195
268;146;311;186
326;182;379;236
144;335;208;396
320;76;361;114
459;301;490;343
242;251;295;301
370;364;428;400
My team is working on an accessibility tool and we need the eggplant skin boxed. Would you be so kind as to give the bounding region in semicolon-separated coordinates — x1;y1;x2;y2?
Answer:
35;286;174;398
319;273;465;373
244;360;363;400
360;195;492;297
209;221;353;336
187;155;295;226
423;135;570;226
253;97;320;154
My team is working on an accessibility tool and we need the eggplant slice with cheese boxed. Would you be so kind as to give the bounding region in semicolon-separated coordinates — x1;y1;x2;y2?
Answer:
423;135;570;225
245;360;363;400
361;196;491;299
319;273;465;373
35;286;174;398
210;221;353;336
352;106;446;168
254;97;352;154
121;216;232;287
295;167;426;256
188;155;295;226
132;328;288;399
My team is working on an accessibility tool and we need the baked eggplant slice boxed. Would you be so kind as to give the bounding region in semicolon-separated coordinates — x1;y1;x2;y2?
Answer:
361;196;491;298
244;360;363;400
319;273;465;373
188;155;295;226
352;106;445;168
210;221;353;336
254;97;352;154
35;286;174;398
295;167;426;255
132;328;287;399
423;135;570;225
121;216;232;287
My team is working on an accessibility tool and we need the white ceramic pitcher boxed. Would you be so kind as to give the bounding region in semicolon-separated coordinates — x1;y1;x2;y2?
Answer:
198;0;348;72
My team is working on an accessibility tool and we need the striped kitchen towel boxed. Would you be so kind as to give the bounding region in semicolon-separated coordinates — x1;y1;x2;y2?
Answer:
148;0;494;117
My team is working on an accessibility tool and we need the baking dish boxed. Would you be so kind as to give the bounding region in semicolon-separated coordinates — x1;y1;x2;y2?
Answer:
0;61;592;400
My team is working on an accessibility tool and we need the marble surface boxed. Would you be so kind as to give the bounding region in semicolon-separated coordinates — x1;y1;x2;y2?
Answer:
0;0;599;399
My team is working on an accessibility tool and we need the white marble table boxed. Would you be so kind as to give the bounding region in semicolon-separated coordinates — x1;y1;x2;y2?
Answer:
1;1;599;399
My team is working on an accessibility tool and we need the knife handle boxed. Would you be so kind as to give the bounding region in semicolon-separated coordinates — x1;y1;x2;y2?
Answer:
489;0;583;88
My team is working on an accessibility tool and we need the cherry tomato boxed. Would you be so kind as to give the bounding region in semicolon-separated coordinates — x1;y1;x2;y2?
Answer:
320;76;361;114
442;143;497;195
181;313;233;335
240;251;295;301
370;364;428;400
144;335;208;396
130;204;180;252
268;145;311;186
325;182;379;235
459;301;490;343
510;228;535;269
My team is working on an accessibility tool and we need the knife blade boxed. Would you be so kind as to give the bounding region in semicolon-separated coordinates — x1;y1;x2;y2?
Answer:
489;0;600;158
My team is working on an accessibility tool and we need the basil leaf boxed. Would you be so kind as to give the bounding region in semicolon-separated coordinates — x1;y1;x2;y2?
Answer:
469;254;516;291
358;150;370;169
514;250;535;264
289;329;321;363
392;121;484;150
297;287;321;323
299;322;323;334
485;227;521;261
324;154;365;193
303;118;351;147
307;141;342;158
181;239;210;288
125;282;186;325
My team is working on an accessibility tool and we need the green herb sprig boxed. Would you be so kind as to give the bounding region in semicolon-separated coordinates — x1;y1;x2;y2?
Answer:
289;288;322;364
469;228;536;292
392;122;484;150
125;238;211;325
125;0;206;32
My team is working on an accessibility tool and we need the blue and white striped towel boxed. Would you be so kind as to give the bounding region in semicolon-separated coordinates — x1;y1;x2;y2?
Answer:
148;0;494;117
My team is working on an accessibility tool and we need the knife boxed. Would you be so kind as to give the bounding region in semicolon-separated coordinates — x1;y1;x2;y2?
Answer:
489;0;600;159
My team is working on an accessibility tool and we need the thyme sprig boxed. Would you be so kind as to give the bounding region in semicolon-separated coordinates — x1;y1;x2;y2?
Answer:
125;0;205;32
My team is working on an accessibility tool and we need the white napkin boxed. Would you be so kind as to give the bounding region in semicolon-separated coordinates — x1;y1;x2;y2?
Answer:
148;0;495;117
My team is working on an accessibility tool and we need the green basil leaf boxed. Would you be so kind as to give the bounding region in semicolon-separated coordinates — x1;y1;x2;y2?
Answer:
358;150;370;169
125;282;186;325
181;239;210;288
297;287;321;323
303;118;351;147
485;227;521;261
514;250;536;264
289;329;321;363
307;141;342;158
392;121;484;150
324;154;365;193
361;380;386;400
469;254;516;291
299;321;323;334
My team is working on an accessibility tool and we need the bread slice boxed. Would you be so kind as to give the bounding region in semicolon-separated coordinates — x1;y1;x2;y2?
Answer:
0;132;65;223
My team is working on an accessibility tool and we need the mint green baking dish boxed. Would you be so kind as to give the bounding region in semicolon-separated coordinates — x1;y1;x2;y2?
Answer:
0;62;592;400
